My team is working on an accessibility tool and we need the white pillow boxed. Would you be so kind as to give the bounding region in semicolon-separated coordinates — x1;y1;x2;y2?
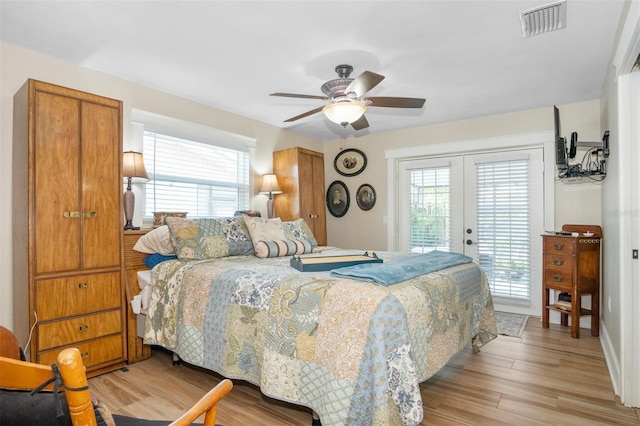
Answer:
132;226;175;255
243;216;286;251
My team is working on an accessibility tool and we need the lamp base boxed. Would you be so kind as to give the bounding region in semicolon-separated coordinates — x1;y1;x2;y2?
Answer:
267;198;275;219
123;188;138;230
124;221;140;231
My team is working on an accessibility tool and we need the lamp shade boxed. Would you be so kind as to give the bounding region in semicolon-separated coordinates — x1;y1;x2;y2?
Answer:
323;101;366;125
259;174;282;195
123;151;149;181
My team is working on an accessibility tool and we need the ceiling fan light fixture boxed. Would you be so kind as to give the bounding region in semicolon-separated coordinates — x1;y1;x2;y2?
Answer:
323;101;366;126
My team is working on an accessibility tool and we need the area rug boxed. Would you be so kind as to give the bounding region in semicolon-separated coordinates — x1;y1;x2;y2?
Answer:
495;311;529;337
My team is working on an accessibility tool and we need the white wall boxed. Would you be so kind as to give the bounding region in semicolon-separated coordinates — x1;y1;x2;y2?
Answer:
323;101;604;251
0;41;322;330
0;42;607;335
599;0;640;406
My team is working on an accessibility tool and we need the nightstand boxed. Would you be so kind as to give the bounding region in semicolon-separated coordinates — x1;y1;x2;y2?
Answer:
123;229;152;363
541;224;602;338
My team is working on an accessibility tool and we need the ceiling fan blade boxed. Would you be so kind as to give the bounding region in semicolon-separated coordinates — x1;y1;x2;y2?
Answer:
366;96;426;108
351;115;369;131
270;92;328;100
344;71;385;98
283;106;325;122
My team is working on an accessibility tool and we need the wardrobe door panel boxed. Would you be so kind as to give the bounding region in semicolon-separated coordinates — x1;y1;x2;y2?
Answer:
81;102;121;269
33;91;80;274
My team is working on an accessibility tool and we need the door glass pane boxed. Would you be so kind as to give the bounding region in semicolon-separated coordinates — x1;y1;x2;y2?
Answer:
408;167;451;252
476;160;530;301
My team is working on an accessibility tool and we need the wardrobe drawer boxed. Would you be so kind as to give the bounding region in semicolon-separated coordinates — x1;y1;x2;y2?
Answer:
34;272;121;320
37;310;122;351
38;334;124;370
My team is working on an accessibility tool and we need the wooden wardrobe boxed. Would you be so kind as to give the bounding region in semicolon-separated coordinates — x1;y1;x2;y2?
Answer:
273;147;327;246
12;79;126;376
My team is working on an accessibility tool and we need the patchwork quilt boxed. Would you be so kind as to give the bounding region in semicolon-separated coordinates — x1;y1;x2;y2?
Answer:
144;248;497;425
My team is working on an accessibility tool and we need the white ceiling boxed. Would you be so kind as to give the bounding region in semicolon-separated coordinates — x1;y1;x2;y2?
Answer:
0;0;626;142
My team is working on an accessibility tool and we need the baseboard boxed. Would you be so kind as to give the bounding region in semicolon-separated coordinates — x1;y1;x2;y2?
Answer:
599;322;621;397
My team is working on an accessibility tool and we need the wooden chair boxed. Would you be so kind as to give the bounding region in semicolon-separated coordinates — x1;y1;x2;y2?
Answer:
1;346;233;426
0;325;23;360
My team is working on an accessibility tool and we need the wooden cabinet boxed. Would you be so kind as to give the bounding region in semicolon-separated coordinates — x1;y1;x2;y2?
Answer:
123;229;152;364
12;79;125;376
273;147;327;245
541;225;602;338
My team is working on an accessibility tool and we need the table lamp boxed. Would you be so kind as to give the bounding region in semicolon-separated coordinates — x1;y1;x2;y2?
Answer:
123;151;149;230
259;173;282;219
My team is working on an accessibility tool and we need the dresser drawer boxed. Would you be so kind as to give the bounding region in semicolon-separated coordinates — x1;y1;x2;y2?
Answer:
37;310;122;351
544;253;573;270
37;334;124;370
543;267;574;291
35;272;121;320
543;237;576;255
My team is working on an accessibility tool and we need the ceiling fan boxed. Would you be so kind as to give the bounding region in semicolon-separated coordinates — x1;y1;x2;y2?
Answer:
270;64;426;130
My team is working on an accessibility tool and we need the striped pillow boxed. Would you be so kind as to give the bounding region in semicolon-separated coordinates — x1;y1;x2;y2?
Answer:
254;239;313;258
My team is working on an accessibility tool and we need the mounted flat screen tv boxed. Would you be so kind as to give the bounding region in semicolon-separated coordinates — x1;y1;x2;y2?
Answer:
554;106;568;170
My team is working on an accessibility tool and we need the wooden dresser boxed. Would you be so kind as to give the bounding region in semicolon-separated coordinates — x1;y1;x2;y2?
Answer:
541;224;602;338
12;79;126;376
123;229;152;363
273;147;327;245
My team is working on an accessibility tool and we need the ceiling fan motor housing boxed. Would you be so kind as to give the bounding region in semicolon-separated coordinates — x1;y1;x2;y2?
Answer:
321;64;357;99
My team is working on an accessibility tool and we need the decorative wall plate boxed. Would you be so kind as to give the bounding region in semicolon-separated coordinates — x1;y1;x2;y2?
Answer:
334;148;367;177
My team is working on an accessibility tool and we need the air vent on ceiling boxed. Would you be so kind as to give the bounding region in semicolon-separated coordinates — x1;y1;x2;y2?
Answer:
520;0;567;38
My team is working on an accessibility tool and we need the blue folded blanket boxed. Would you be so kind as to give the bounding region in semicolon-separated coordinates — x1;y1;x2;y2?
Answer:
330;250;472;286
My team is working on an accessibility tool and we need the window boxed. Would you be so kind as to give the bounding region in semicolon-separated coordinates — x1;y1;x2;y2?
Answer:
407;166;452;252
475;159;531;301
142;131;250;218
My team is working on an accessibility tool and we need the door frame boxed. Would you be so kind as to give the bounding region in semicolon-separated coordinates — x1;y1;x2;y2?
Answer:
386;131;555;251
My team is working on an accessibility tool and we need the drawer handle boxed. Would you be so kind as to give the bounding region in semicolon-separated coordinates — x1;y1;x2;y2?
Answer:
63;211;80;218
553;258;564;266
81;352;89;359
553;243;564;250
83;211;97;218
77;282;88;289
78;325;89;333
553;274;564;282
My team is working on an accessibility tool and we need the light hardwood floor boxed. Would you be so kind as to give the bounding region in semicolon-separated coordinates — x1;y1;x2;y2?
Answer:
89;318;640;425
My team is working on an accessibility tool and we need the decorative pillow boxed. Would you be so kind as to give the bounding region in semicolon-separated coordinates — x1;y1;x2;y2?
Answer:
243;216;286;250
283;218;318;247
143;253;178;269
254;239;313;258
165;216;254;261
132;226;175;255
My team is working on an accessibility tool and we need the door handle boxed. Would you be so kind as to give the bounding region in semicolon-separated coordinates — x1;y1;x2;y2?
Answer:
466;239;473;245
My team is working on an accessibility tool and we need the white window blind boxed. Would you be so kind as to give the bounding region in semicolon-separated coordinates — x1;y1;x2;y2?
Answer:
143;131;250;218
407;166;452;252
476;159;530;301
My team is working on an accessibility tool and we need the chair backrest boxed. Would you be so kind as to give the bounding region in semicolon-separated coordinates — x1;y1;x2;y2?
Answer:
1;343;232;426
169;379;233;426
56;348;97;426
0;347;98;426
0;326;22;360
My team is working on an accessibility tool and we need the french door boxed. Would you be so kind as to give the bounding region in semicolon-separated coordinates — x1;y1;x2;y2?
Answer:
398;148;543;315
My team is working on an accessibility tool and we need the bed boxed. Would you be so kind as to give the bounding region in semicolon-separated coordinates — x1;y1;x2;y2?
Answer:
135;216;497;426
